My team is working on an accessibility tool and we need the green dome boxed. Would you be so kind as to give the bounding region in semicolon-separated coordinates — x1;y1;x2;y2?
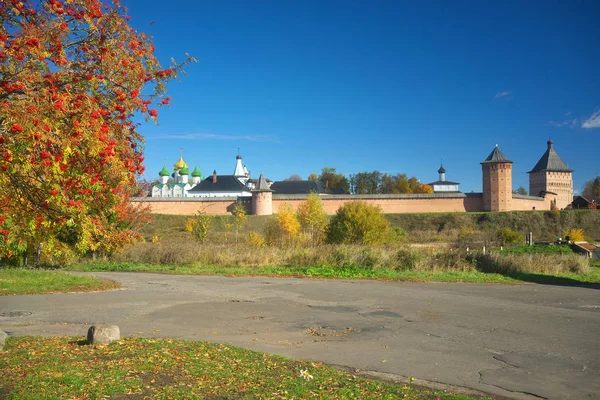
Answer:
159;166;170;177
191;166;202;177
179;166;190;175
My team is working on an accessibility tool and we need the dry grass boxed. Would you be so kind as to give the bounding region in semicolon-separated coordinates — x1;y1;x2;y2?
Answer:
105;238;594;279
474;252;589;275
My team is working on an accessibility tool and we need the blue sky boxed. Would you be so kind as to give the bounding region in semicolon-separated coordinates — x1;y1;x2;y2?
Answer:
127;0;599;193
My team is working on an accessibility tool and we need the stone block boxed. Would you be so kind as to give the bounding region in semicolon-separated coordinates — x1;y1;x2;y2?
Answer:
87;324;120;345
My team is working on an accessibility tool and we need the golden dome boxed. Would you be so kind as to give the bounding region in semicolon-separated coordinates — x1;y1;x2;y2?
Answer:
174;155;186;171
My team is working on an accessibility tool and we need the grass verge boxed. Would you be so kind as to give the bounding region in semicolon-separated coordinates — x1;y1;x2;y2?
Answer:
67;261;600;284
0;336;485;399
0;268;120;296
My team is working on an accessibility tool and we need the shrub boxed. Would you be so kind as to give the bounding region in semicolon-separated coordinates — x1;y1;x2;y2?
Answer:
184;218;197;232
190;209;213;243
246;230;266;248
496;227;522;246
394;249;419;271
564;228;584;242
327;201;392;245
455;226;478;250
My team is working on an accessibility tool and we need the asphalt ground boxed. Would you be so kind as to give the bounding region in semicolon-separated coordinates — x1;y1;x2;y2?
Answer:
1;272;599;399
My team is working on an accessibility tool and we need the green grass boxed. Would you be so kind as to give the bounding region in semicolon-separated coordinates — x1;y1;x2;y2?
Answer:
0;336;485;399
67;261;600;284
0;268;120;296
499;244;574;255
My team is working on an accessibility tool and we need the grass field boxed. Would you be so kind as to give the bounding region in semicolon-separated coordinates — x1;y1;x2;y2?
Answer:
0;269;120;296
0;336;485;400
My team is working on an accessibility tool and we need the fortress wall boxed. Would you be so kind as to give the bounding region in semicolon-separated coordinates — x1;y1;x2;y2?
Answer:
273;196;484;214
134;194;488;216
137;198;250;215
511;196;550;211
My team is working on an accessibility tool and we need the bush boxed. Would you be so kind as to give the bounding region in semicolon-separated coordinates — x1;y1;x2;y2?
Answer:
191;209;213;243
564;228;584;242
184;218;197;232
496;227;522;246
394;249;420;271
246;230;266;248
327;201;392;245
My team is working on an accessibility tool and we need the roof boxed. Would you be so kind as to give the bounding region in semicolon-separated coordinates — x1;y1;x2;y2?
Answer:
253;174;272;191
188;176;249;193
528;140;573;173
481;145;512;164
158;166;170;177
191;166;202;177
270;180;332;194
428;180;460;186
438;165;446;174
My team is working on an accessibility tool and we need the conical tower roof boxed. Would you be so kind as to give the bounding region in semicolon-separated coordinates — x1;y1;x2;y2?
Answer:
528;140;572;173
481;145;512;164
253;174;272;192
179;166;189;175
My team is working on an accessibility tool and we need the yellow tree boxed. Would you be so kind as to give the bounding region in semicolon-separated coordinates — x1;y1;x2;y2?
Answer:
231;201;247;247
276;203;300;246
297;193;327;247
0;0;194;265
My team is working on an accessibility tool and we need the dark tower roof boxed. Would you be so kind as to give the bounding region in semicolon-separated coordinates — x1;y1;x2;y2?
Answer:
528;140;573;173
438;164;446;174
253;174;272;192
481;145;513;164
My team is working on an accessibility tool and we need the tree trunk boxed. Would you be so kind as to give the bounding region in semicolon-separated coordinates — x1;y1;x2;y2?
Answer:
33;242;43;268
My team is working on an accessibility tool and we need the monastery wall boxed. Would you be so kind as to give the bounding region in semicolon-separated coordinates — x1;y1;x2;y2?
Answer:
511;195;551;211
273;194;484;214
137;197;251;215
133;193;489;215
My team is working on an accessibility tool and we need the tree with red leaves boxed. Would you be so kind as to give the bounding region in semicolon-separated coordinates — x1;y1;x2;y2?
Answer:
0;0;195;265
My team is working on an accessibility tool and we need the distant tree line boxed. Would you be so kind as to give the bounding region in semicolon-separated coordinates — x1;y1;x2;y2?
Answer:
285;168;433;194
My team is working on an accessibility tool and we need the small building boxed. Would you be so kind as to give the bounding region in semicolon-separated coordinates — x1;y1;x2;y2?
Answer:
571;196;598;210
187;170;252;198
428;164;460;193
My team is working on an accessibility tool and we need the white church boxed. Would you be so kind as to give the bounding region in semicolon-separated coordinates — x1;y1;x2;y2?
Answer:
150;152;268;198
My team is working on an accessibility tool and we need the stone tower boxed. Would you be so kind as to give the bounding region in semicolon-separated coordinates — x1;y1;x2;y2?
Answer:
481;145;513;212
528;140;573;210
252;174;273;215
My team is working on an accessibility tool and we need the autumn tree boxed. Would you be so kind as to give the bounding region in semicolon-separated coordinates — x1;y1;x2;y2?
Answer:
582;177;600;199
514;186;528;196
296;192;327;247
307;173;318;181
349;171;382;194
283;174;302;181
191;208;213;243
350;171;433;194
231;201;247;247
318;167;349;193
0;0;194;264
266;203;300;246
327;201;392;245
